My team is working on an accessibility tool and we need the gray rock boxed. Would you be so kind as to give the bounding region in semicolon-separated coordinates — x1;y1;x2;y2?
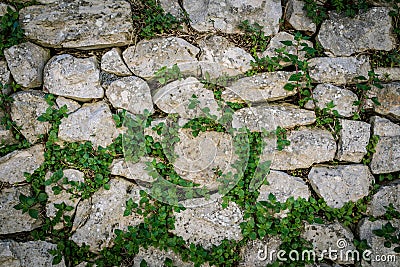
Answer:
55;97;81;114
0;185;42;234
10;90;51;144
58;101;118;148
336;119;371;163
0;60;11;95
375;67;400;82
101;48;132;77
106;76;154;115
44;54;104;101
270;128;336;170
0;240;65;267
133;246;194;267
4;42;50;89
0;110;16;148
71;178;143;252
0;3;15;16
369;116;400;174
0;145;44;184
318;7;396;56
368;181;400;217
20;0;133;49
159;0;184;18
239;236;282;267
222;71;297;103
285;0;317;33
183;0;281;35
123;37;199;80
366;82;400;121
171;200;243;249
110;158;155;183
308;56;370;85
309;165;374;208
232;104;316;132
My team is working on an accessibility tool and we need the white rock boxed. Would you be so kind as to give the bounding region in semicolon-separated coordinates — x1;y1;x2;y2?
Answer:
101;48;132;76
286;0;317;33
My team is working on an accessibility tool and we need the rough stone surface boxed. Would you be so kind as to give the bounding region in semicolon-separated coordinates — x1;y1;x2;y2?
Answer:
101;48;132;76
20;0;133;49
171;200;243;249
58;101;118;148
366;82;400;121
0;3;15;16
222;71;297;103
159;0;184;18
0;145;44;184
0;185;42;234
55;97;81;113
4;42;50;89
0;240;65;267
123;37;199;79
10;90;50;144
0;60;11;94
375;67;400;82
336;119;371;163
308;56;370;85
304;84;358;117
0;111;16;148
239;236;282;266
44;54;104;101
369;116;400;174
318;7;396;56
183;0;282;35
309;165;374;208
133;246;194;267
232;104;316;132
110;157;155;183
71;178;143;252
286;0;317;33
269;128;336;170
368;181;400;217
106;76;154;114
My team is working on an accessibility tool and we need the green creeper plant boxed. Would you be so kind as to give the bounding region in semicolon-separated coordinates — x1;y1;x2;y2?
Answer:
0;7;25;56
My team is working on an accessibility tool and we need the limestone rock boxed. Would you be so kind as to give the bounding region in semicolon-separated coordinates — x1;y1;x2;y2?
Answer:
222;71;297;103
71;178;143;252
58;101;118;148
318;7;396;56
171;200;243;249
270;128;336;170
285;0;317;33
232;104;316;132
101;48;132;77
368;181;400;217
123;37;199;80
44;54;104;101
20;0;133;49
133;246;194;267
336;119;371;163
375;67;400;82
4;42;50;89
308;165;374;208
0;145;44;184
160;0;184;19
106;76;154;114
0;185;42;234
0;60;11;94
308;56;370;85
55;97;80;114
366;82;400;121
0;3;15;16
110;158;155;183
0;110;16;148
10;90;50;144
183;0;281;35
369;116;400;174
239;236;282;266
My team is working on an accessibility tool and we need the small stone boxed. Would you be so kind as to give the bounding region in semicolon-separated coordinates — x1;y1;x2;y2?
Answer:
44;54;104;101
133;246;194;267
55;97;81;113
367;181;400;217
375;67;400;82
336;119;371;163
101;48;132;77
110;157;155;183
106;76;154;114
239;236;282;266
0;110;16;148
366;82;400;121
0;4;15;16
0;60;11;94
309;165;374;208
285;0;317;33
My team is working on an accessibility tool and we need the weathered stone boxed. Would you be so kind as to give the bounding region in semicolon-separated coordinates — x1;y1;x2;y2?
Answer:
160;0;184;18
302;222;356;264
368;181;400;217
0;110;16;148
222;72;297;103
44;54;104;101
58;101;118;148
55;97;80;113
10;90;50;144
336;119;371;163
0;240;65;267
171;200;243;249
20;0;133;49
239;236;282;266
269;128;336;170
110;158;155;183
232;104;316;132
0;145;44;184
106;76;154;115
309;165;374;208
318;7;396;56
375;67;400;82
304;84;358;117
101;48;132;77
369;116;400;174
366;82;400;121
0;3;15;16
71;178;143;252
286;0;317;33
308;56;370;85
0;60;11;95
123;37;199;79
0;185;42;234
4;42;50;89
153;77;221;119
183;0;281;35
133;246;194;267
